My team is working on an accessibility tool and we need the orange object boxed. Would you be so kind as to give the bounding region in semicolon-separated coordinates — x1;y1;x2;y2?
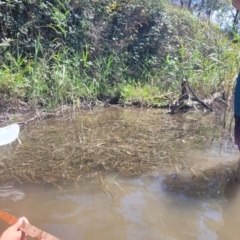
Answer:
0;210;60;240
233;0;240;10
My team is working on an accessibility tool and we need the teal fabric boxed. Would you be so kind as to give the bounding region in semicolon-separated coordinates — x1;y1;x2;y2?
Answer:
235;72;240;116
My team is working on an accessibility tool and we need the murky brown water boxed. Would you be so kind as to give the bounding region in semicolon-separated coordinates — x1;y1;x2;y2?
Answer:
0;107;240;239
1;174;240;240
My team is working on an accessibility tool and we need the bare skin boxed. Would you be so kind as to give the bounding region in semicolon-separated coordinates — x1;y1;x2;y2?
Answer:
0;217;29;240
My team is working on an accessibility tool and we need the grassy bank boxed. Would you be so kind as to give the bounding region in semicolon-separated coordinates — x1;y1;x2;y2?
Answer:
0;0;239;110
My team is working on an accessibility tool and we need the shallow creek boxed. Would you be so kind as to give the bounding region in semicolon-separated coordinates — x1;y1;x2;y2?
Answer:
0;107;240;240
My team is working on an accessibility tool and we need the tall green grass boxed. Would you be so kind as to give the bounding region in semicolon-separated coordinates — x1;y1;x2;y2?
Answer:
0;0;239;108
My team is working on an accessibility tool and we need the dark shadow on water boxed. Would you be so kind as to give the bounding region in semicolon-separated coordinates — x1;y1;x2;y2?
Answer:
217;158;240;240
224;158;240;201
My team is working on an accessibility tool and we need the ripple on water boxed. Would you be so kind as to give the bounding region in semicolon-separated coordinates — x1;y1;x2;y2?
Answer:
0;186;25;201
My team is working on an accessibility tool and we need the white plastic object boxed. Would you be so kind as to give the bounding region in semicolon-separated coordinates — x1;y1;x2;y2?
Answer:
0;124;20;146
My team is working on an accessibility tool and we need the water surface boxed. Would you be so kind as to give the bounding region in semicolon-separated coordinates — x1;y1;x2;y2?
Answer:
0;174;240;240
0;107;239;239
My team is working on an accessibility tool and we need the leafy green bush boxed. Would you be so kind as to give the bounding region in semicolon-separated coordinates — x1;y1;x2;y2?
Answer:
0;0;239;107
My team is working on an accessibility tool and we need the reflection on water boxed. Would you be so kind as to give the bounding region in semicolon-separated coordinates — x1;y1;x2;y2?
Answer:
0;187;25;201
1;176;223;240
0;174;240;240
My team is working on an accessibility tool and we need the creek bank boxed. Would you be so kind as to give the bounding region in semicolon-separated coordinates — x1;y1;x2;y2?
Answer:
0;79;231;126
0;0;237;117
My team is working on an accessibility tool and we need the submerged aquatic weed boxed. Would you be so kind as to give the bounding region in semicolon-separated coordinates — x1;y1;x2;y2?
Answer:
0;108;236;198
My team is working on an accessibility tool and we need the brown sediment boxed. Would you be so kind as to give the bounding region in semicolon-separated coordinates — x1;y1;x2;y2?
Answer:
0;106;237;197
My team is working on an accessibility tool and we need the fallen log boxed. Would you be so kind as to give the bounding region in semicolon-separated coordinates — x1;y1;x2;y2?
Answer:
184;78;213;111
169;78;224;114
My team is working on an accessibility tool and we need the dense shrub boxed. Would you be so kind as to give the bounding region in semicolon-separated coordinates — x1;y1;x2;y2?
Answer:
0;0;169;66
0;0;239;107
